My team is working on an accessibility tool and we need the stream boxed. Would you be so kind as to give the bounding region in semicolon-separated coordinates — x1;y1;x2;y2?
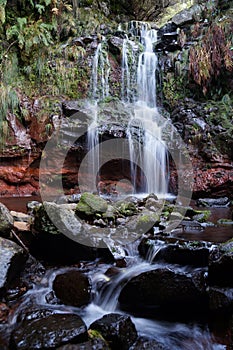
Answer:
1;195;232;349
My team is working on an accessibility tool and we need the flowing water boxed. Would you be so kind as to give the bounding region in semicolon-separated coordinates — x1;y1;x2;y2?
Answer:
6;241;227;349
87;22;169;196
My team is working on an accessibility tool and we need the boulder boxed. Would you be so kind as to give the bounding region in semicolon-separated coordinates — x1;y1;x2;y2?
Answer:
0;203;14;237
209;287;233;313
89;313;137;350
209;243;233;287
76;193;108;218
196;197;230;207
53;270;91;307
119;268;207;313
138;238;209;266
10;313;87;350
130;336;169;350
31;201;113;264
57;329;109;349
0;237;28;298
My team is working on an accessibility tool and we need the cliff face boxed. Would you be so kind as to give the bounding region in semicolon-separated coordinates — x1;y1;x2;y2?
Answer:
0;0;232;198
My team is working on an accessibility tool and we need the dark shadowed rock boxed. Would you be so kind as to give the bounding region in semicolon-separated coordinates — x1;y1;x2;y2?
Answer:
10;313;87;350
209;243;233;287
209;286;233;313
89;313;137;350
53;270;91;307
119;268;207;313
130;336;169;350
0;203;14;237
57;330;109;349
139;238;209;267
108;36;124;57
0;237;28;298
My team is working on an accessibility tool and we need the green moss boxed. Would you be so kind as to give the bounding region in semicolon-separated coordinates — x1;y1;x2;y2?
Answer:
115;201;137;216
76;192;108;216
192;210;211;222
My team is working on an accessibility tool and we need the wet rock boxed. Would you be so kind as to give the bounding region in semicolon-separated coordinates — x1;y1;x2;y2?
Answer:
209;286;233;313
0;237;28;298
10;313;88;350
139;238;209;267
53;270;91;307
62;101;92;120
89;313;137;350
0;203;14;237
16;307;55;323
119;268;207;313
76;193;108;218
130;336;168;350
196;197;230;207
57;335;109;349
209;243;233;287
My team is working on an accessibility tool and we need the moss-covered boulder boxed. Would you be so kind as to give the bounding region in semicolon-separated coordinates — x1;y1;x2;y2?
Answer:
76;193;108;218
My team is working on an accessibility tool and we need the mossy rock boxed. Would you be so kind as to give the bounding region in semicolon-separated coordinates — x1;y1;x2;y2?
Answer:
115;201;138;217
136;211;160;233
192;210;211;223
76;193;108;217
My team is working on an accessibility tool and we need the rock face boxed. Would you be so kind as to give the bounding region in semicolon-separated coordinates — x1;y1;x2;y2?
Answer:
119;268;207;312
10;313;88;350
89;313;138;350
53;270;91;307
0;237;28;298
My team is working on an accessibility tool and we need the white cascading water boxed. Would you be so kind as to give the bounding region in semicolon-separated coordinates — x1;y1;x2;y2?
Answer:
87;41;110;191
126;24;168;195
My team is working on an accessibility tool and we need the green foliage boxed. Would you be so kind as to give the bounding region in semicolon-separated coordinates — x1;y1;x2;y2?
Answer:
162;73;187;109
0;0;7;24
204;95;233;157
6;17;54;57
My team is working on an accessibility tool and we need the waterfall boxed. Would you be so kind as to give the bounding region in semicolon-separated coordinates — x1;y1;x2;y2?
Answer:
121;38;138;103
86;40;110;191
126;24;168;195
87;24;168;196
